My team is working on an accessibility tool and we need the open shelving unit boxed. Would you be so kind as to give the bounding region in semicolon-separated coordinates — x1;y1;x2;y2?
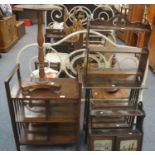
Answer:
5;65;81;150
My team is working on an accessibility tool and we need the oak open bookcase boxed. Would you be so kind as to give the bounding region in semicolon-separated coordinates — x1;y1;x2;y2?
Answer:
5;64;81;150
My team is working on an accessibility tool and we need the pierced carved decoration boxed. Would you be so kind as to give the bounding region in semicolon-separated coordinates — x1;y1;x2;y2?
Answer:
63;8;84;43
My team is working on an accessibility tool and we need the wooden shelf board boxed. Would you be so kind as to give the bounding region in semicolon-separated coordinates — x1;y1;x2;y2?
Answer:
90;128;142;137
83;79;142;89
87;68;142;78
91;102;134;109
19;127;77;145
88;45;144;54
92;122;131;129
91;109;144;117
16;106;78;123
92;116;126;123
91;88;130;99
11;78;80;100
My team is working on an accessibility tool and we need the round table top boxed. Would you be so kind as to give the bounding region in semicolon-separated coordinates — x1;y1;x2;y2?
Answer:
14;4;62;11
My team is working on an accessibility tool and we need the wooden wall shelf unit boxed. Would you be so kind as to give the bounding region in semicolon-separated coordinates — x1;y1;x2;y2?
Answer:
82;13;151;151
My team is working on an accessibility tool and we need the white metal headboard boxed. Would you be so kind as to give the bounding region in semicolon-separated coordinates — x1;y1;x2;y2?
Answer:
45;4;115;28
16;29;142;79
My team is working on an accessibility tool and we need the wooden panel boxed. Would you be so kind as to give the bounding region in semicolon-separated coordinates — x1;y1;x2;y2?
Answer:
92;121;130;129
116;131;142;151
11;78;80;100
127;5;144;22
117;4;145;46
15;101;78;123
91;109;144;117
0;15;18;52
87;68;142;78
91;100;130;109
19;123;77;145
88;129;142;151
92;89;129;100
92;117;126;123
83;76;142;89
16;21;25;39
147;5;155;72
89;135;114;151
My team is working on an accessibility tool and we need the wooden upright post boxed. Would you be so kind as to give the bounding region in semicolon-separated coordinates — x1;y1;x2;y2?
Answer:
37;10;45;79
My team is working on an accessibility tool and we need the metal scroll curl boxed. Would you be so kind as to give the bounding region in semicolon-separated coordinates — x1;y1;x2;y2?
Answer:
112;16;127;26
49;5;66;23
93;4;114;21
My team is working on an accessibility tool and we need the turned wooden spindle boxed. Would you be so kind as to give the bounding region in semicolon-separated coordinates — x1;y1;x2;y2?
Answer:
37;10;45;79
14;5;62;92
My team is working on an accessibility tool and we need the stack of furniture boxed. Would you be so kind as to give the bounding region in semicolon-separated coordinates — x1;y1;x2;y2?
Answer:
4;4;151;151
82;14;151;151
